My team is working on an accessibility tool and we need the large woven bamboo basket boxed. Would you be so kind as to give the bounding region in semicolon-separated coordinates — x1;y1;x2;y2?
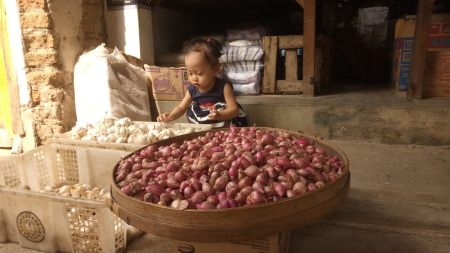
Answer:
107;127;350;243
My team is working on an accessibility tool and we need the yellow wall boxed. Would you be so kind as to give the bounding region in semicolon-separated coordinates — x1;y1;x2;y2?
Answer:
0;0;13;134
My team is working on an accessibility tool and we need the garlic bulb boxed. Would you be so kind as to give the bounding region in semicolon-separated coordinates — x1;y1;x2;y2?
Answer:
118;117;132;127
106;125;116;134
107;133;117;143
44;185;54;192
147;132;157;143
103;118;115;127
94;122;107;132
116;136;127;143
135;134;149;145
71;134;82;140
58;185;71;195
137;123;149;133
87;128;100;137
128;124;138;134
119;125;129;137
128;133;137;144
81;135;96;141
183;128;195;134
48;183;110;201
70;187;81;198
66;117;202;144
97;135;108;142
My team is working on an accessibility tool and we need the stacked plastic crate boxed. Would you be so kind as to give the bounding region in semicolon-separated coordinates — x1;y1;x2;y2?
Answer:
0;144;134;252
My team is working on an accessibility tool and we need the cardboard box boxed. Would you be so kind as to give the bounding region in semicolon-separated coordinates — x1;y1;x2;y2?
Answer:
402;14;450;51
391;50;450;96
423;51;450;97
391;14;450;93
145;65;192;101
173;232;290;253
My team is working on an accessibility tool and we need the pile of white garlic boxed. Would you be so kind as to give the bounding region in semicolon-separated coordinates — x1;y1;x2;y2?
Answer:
43;183;110;201
69;117;196;144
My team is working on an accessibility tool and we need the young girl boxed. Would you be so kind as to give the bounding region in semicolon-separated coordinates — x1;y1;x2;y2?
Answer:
157;38;248;128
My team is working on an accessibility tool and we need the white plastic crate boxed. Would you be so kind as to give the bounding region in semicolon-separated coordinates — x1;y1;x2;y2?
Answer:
52;121;212;152
0;144;128;191
0;144;135;252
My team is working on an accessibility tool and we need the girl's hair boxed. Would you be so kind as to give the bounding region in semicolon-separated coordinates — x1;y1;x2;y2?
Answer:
182;38;223;67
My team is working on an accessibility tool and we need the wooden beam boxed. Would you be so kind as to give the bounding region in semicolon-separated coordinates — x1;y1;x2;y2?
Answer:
295;0;304;8
276;80;303;93
278;35;304;49
407;0;435;99
302;0;316;97
262;36;278;94
285;49;298;81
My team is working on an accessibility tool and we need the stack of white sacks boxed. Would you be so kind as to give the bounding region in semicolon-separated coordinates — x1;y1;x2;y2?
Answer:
220;26;266;95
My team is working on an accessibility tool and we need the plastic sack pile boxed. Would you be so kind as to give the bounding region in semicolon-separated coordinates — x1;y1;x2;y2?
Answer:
219;25;266;95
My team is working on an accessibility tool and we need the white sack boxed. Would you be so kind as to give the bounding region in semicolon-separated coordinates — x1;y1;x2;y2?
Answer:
225;71;261;84
357;7;389;49
223;60;264;72
228;40;254;47
232;82;260;95
74;45;151;125
219;46;264;63
224;39;262;47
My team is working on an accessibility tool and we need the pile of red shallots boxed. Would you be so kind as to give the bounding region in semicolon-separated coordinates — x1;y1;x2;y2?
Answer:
115;126;346;210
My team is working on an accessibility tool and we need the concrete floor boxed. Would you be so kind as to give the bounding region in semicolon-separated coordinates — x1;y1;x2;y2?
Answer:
155;82;450;146
1;83;450;252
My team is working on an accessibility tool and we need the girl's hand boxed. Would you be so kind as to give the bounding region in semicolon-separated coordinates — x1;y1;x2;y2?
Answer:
157;112;173;122
208;106;220;120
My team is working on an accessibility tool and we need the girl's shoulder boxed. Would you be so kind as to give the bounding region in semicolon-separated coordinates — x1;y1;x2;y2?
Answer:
214;78;232;91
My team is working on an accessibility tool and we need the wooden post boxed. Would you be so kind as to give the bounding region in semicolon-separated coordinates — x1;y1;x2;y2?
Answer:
302;0;316;97
262;36;278;94
295;0;304;8
407;0;435;99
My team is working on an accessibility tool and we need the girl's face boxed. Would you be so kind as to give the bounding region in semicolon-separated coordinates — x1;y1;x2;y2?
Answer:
185;51;220;92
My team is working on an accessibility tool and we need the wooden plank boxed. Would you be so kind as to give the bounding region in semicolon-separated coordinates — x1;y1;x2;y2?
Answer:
302;0;316;97
278;35;304;49
276;80;303;93
285;49;298;81
262;36;278;94
407;0;434;99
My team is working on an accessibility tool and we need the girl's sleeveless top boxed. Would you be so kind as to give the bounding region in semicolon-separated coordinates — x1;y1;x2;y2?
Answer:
187;78;248;128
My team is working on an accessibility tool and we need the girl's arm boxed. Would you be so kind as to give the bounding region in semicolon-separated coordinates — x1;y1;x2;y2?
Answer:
208;83;239;121
157;92;193;122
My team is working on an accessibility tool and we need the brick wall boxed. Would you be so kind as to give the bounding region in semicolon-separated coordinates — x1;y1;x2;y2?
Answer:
17;0;106;146
82;0;107;49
